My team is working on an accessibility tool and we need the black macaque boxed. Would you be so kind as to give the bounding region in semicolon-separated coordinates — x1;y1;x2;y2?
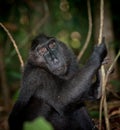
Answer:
8;34;107;130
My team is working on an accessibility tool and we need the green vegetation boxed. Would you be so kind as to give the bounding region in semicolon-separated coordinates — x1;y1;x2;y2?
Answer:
24;117;53;130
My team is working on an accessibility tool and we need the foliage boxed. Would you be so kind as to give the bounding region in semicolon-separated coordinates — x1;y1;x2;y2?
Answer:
23;117;53;130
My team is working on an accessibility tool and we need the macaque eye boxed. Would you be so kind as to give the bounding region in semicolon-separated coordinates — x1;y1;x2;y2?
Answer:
39;47;47;55
49;41;56;49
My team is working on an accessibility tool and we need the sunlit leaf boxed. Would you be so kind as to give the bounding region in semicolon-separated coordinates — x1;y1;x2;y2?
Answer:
23;117;53;130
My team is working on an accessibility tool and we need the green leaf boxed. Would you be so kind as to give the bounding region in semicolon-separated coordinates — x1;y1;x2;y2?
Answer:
8;71;21;79
12;90;19;101
23;117;53;130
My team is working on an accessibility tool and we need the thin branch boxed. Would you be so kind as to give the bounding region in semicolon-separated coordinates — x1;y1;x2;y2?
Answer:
0;22;24;68
77;0;92;61
98;0;104;44
97;0;108;130
99;50;120;130
98;2;111;129
99;67;106;130
106;50;120;77
103;92;110;130
105;51;120;88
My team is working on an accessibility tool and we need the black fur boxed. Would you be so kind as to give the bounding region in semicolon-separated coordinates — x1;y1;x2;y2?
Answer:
8;34;107;130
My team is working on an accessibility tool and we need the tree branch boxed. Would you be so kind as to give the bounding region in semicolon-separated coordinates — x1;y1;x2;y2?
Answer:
77;0;92;61
97;0;111;130
0;22;24;68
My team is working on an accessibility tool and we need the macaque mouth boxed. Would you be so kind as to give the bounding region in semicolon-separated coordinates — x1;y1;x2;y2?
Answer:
53;65;67;74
